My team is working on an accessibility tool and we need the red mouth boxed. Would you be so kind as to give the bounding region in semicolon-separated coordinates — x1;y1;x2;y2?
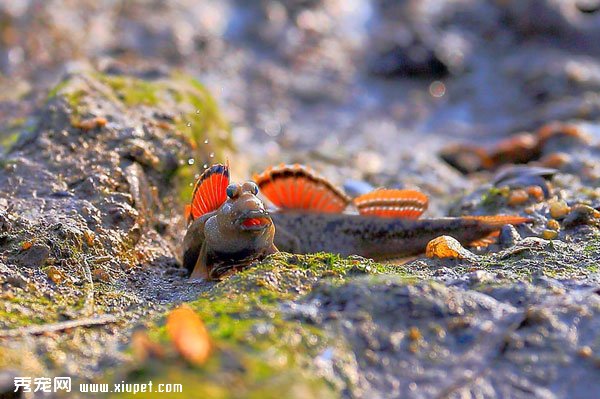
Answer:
241;217;270;228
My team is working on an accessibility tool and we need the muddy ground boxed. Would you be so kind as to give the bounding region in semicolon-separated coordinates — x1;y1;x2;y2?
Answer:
1;1;600;398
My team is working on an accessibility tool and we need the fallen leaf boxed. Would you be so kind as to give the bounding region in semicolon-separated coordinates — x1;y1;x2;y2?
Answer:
166;305;212;365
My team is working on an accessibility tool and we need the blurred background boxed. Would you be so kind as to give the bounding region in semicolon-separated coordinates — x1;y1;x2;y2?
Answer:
1;0;600;214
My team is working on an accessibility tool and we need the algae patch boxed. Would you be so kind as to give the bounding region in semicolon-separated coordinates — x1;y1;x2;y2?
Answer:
115;253;394;398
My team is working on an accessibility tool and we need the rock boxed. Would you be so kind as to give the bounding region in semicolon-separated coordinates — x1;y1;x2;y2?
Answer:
563;204;600;228
426;236;476;260
498;224;522;248
15;244;50;269
549;199;571;219
0;70;230;379
542;229;559;240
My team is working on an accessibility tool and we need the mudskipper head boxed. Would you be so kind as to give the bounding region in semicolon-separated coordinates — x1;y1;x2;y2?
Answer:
217;181;273;234
184;163;277;280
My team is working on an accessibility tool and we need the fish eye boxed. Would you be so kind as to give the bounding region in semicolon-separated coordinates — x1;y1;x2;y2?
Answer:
226;184;239;199
249;182;259;195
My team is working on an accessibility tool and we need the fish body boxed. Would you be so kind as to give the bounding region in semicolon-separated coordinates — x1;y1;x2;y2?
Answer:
272;212;520;259
183;163;530;280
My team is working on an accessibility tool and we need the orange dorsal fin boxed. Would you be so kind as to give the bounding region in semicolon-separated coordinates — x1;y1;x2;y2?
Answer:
253;164;350;213
189;163;229;221
462;215;532;228
353;189;429;219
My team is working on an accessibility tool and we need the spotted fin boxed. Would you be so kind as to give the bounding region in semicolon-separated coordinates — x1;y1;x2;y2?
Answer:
462;215;532;228
189;163;229;221
253;164;350;213
353;189;429;219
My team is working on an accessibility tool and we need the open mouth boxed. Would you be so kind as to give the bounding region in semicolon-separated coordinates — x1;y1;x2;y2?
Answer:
237;210;271;231
241;217;271;229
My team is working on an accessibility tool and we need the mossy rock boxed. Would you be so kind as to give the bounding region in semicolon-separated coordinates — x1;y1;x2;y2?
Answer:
112;253;400;398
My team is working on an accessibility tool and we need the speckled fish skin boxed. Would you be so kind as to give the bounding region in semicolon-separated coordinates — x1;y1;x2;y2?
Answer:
183;181;277;280
271;212;504;259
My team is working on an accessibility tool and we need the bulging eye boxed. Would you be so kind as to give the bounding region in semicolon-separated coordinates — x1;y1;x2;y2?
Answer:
226;184;239;199
249;182;259;195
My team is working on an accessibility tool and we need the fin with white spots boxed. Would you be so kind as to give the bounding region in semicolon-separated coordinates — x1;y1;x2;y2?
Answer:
253;164;350;213
353;189;429;219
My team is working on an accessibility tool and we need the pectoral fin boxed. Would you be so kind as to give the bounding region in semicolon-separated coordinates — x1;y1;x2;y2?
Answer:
266;244;279;255
190;244;210;280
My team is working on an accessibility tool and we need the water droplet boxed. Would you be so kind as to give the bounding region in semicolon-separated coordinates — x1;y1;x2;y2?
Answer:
195;109;200;114
204;139;209;144
186;122;192;127
189;182;193;187
209;152;215;158
203;164;208;169
188;158;195;165
264;120;282;137
429;81;446;98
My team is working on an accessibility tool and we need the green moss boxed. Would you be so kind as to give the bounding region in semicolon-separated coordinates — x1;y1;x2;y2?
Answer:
95;74;160;106
0;132;20;150
47;71;233;205
114;254;398;398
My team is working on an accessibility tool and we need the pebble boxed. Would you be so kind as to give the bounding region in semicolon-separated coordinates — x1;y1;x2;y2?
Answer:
563;204;600;228
542;229;558;240
426;236;475;260
498;225;521;248
508;189;529;206
408;327;422;341
526;186;545;202
578;346;593;358
546;219;560;231
45;266;65;284
549;200;571;219
539;152;571;169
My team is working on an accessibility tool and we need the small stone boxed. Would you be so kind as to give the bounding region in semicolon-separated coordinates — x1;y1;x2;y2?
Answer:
45;266;65;284
5;275;28;288
426;236;475;260
74;116;107;131
408;327;422;341
542;229;558;240
563;204;600;228
508;189;529;206
578;346;593;358
546;219;560;231
466;270;494;285
498;224;521;248
549;200;570;219
526;186;545;202
92;269;111;283
539;152;571;169
16;244;50;268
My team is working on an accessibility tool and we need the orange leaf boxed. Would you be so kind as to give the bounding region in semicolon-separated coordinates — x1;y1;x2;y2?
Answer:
166;305;212;365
